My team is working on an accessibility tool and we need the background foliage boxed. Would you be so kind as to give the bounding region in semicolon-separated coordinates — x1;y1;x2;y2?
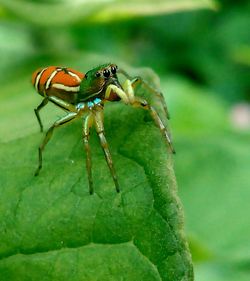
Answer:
0;0;250;280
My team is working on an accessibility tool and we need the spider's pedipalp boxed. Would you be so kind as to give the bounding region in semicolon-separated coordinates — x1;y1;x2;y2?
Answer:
105;84;130;104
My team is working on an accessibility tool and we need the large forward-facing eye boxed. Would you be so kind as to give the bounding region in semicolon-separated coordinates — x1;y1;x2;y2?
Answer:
111;66;117;74
103;69;110;78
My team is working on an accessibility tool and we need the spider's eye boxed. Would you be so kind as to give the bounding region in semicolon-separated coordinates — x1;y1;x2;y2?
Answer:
95;72;101;78
103;69;110;78
111;66;116;74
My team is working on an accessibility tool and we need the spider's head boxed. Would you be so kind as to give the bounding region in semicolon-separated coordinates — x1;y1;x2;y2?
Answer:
79;63;121;100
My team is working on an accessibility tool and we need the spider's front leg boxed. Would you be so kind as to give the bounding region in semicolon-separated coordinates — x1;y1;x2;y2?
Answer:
106;80;175;154
93;108;120;193
118;68;170;119
130;96;175;153
82;114;94;194
124;79;175;153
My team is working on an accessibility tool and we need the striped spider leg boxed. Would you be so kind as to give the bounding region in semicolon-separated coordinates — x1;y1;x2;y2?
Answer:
34;96;80;177
105;78;175;154
118;68;171;120
34;95;121;195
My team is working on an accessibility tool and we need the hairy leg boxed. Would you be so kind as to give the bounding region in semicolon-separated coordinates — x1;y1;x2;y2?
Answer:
93;109;120;193
35;112;79;176
118;68;170;119
105;80;175;153
34;98;49;132
130;96;175;153
82;114;94;194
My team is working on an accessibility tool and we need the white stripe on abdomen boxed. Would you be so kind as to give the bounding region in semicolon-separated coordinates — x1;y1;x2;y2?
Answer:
52;83;80;92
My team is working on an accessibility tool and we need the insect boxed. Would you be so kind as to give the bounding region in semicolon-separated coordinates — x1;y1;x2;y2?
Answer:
32;64;175;194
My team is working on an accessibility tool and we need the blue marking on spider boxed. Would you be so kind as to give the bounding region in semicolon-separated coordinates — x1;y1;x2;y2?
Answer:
76;103;85;109
93;98;101;104
87;101;94;108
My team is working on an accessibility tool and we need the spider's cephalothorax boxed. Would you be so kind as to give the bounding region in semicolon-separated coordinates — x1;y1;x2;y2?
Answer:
32;63;175;194
78;63;122;102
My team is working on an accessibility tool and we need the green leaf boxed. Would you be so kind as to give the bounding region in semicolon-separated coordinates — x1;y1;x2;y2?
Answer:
0;0;218;26
0;65;193;280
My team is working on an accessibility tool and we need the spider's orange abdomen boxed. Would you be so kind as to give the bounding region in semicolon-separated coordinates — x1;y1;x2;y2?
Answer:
32;66;85;103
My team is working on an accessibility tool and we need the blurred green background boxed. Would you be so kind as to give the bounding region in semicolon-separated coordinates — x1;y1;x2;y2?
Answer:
0;0;250;280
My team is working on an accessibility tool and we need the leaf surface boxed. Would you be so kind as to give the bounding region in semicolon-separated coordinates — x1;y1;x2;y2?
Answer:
0;67;193;280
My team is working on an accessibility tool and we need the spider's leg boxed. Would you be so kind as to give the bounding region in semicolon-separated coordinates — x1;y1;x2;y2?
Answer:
34;96;78;133
82;113;94;194
93;108;120;193
105;81;174;153
118;68;170;119
34;97;49;132
48;96;78;112
35;111;79;176
131;96;175;154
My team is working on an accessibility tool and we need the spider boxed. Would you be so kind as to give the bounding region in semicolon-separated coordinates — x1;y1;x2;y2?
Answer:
32;63;175;194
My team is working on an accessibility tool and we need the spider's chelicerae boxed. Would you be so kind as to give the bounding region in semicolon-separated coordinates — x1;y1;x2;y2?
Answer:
32;63;175;194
